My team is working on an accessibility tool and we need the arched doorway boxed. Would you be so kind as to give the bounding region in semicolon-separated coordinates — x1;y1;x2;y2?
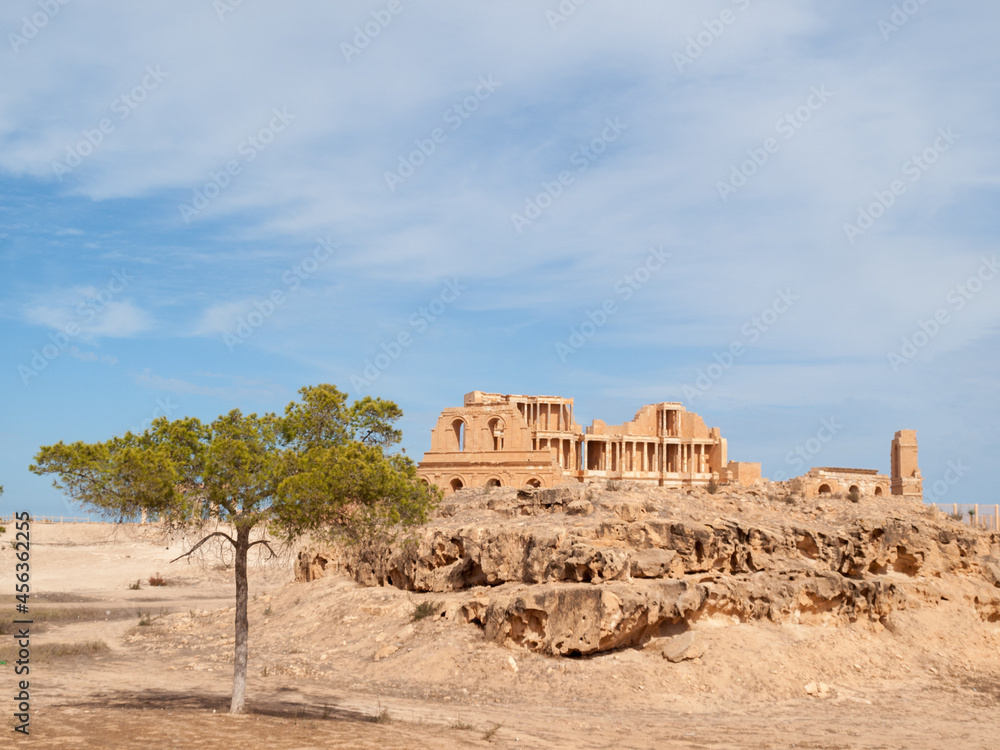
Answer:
485;477;502;488
525;477;541;488
450;477;464;492
874;486;884;496
818;484;832;495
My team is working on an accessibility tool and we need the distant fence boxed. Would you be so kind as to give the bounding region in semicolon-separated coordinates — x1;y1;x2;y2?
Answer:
929;503;1000;531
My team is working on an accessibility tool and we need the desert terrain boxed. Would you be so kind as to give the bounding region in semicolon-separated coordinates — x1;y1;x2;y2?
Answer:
2;483;999;749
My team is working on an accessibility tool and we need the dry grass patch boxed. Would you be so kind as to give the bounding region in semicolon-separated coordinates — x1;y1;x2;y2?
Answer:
0;640;108;662
0;606;135;634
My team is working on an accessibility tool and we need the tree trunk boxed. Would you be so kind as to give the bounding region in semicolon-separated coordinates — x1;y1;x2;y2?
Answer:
230;522;251;714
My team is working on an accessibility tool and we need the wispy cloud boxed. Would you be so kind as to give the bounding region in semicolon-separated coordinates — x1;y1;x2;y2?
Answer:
131;368;284;402
24;289;153;339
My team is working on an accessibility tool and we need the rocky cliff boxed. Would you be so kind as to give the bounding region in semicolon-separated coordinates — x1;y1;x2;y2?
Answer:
297;483;1000;656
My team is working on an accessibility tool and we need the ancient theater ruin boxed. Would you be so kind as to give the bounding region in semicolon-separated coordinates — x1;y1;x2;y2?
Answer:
416;392;923;501
416;391;761;494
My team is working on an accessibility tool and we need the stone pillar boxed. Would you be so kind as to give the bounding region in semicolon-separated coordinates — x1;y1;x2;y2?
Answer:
890;430;922;499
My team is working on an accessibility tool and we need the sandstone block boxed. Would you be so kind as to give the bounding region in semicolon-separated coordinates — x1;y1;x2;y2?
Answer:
660;631;704;663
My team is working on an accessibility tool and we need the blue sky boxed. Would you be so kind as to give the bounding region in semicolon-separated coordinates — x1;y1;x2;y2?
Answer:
1;0;997;517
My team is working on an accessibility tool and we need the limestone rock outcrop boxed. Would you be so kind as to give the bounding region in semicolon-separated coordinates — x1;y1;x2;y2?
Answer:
297;483;1000;656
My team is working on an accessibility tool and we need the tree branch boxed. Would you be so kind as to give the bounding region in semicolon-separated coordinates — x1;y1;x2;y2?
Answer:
248;538;278;559
170;531;236;563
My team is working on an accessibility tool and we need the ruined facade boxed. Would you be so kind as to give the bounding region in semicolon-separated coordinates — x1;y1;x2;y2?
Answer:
416;392;923;502
416;391;760;494
789;467;890;498
789;430;922;500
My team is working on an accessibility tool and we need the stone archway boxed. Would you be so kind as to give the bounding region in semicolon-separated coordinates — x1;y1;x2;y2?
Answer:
487;417;505;451
449;419;467;451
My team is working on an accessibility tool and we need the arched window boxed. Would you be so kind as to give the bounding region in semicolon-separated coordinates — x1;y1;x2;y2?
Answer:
487;417;505;451
525;477;541;488
450;477;464;492
449;418;466;451
486;477;502;488
874;486;884;496
818;484;832;495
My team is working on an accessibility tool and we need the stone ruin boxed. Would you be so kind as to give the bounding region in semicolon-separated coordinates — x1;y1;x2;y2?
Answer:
416;391;761;495
415;392;921;501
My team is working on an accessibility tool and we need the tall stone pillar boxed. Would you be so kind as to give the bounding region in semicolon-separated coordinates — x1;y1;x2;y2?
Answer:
890;430;922;499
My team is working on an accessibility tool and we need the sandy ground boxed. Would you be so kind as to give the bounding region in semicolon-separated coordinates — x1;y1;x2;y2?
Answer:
1;521;998;749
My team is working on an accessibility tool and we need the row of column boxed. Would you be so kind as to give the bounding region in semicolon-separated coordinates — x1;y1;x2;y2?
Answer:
577;439;711;474
658;409;680;436
519;401;571;431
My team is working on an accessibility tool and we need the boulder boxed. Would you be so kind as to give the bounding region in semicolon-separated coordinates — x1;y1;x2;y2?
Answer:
659;631;704;663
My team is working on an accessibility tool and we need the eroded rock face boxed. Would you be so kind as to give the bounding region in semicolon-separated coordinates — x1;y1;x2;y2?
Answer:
297;484;1000;656
482;580;707;655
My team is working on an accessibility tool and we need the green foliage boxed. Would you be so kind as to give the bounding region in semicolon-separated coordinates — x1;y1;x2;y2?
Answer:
274;442;437;543
29;384;437;538
412;600;439;621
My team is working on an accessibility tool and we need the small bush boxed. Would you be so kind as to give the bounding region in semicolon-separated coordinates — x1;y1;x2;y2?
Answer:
948;510;965;522
128;580;141;590
706;478;719;495
412;600;439;621
848;487;861;504
137;610;153;626
147;573;167;587
263;604;272;616
370;701;392;724
605;479;622;492
482;722;502;741
0;526;6;534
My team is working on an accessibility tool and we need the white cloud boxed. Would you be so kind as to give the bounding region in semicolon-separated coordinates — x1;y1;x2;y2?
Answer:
23;287;153;339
